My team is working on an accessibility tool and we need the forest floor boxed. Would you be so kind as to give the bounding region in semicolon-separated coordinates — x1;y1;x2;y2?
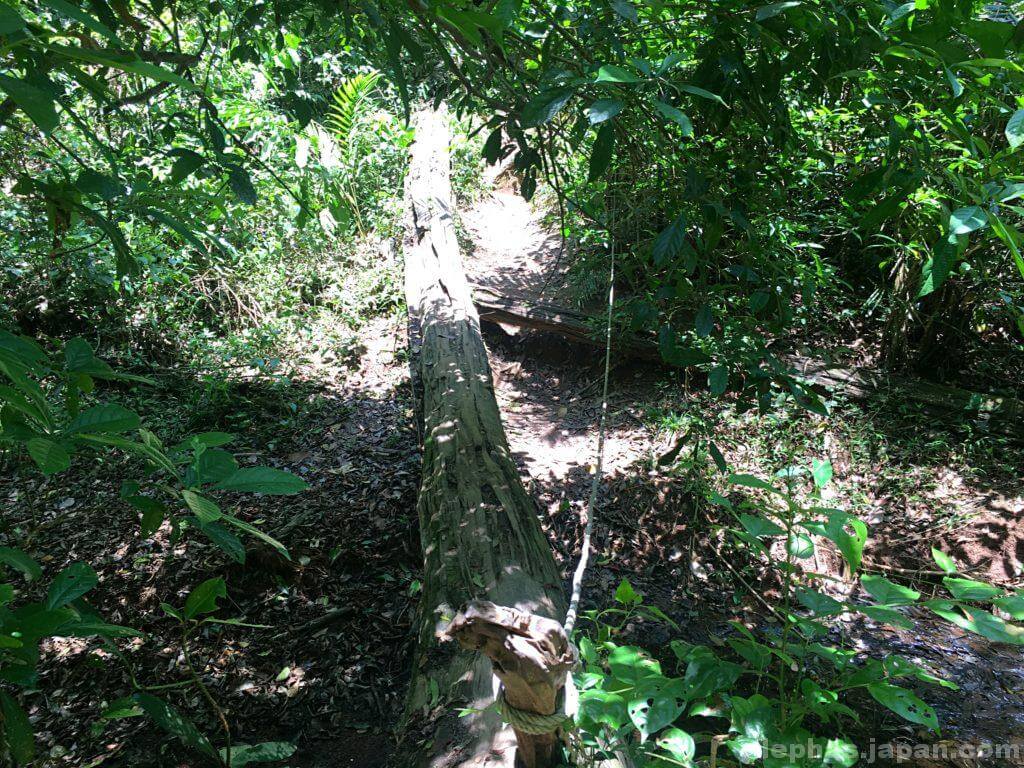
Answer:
5;174;1024;767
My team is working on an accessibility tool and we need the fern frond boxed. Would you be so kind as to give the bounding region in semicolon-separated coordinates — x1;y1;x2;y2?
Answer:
326;71;381;153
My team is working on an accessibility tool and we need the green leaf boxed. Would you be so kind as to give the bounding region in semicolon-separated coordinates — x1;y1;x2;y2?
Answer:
181;490;221;524
931;547;957;573
66;403;140;434
811;458;833;488
0;2;26;34
587;123;615;183
652;214;687;266
788;533;815;558
183;577;227;619
739;514;784;538
608;645;662;686
214;467;307;495
861;574;919;605
802;512;867;573
867;683;938;731
1006;108;1024;149
170;150;205;183
614;578;641;605
610;0;638;22
194;449;239;485
0;548;42;581
797;588;843;616
943;577;1001;601
927;600;1024;644
229;167;257;205
48;44;197;90
708;365;727;396
657;727;695;764
676;83;726;106
586;98;624;125
855;604;914;629
74;169;123;200
728;474;778;493
708;441;727;473
949;205;988;235
197;521;246;564
170;431;235;456
0;73;59;135
46;562;98;608
100;697;144;720
595;64;643;83
520;86;574;127
695;304;714;338
755;1;801;21
652;99;693;136
220;515;289;559
27;438;71;475
220;742;297;767
918;239;956;297
40;0;125;45
823;738;859;767
482;127;503;165
62;619;143;638
994;593;1024;620
133;693;216;756
0;690;35;764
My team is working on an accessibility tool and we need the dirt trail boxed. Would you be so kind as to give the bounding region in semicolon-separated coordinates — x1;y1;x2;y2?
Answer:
462;182;657;489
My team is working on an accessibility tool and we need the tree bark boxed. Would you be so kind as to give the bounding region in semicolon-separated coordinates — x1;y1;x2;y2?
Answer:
401;104;565;768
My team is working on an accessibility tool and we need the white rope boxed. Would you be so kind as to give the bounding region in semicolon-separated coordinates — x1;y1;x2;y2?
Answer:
562;212;616;636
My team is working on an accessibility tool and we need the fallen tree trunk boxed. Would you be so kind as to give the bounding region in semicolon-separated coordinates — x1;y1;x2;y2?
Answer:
401;104;566;768
470;287;1024;439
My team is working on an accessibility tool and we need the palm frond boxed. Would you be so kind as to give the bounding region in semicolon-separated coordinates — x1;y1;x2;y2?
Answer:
326;72;381;152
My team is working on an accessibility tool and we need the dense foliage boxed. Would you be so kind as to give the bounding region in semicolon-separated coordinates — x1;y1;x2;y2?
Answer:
2;0;1024;764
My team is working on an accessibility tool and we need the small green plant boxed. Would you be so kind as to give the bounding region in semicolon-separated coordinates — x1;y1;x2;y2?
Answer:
0;331;308;762
572;464;1024;766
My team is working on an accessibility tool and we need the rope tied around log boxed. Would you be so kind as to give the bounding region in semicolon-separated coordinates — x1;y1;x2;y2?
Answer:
496;687;572;735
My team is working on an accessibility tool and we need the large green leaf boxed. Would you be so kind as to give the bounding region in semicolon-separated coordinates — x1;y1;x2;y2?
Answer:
181;490;222;524
520;87;574;127
183;576;227;619
0;690;35;764
221;742;297;767
0;547;42;581
214;467;307;495
26;438;71;475
46;562;98;608
1006;108;1024;149
949;206;988;235
861;574;919;606
867;683;938;731
652;99;693;136
595;64;643;83
652;214;687;266
0;73;59;134
586;98;624;124
133;693;216;757
943;577;1001;601
66;403;140;434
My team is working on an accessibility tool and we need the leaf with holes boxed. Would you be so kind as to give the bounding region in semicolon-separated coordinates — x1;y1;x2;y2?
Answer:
867;683;938;731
